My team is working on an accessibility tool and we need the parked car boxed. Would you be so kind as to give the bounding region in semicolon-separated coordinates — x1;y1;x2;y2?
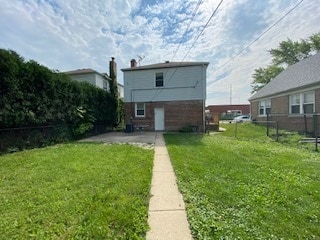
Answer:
232;115;251;123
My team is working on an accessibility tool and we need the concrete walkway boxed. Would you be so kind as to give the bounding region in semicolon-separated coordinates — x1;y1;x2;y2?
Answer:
146;133;192;240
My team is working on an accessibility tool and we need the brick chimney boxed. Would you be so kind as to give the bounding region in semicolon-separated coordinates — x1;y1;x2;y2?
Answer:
130;59;137;68
109;57;118;98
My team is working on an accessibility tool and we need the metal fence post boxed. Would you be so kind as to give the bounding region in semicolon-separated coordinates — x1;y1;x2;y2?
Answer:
266;113;269;136
235;121;238;138
314;114;318;152
276;121;279;142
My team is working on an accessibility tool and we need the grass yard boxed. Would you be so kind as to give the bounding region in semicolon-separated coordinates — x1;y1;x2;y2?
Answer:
0;143;153;239
164;124;320;239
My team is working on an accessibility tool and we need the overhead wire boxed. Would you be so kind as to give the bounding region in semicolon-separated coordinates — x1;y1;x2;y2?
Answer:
170;0;203;61
180;0;224;63
207;0;304;86
150;0;224;101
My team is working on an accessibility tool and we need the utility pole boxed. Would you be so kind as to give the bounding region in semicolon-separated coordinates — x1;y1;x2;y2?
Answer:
229;84;232;105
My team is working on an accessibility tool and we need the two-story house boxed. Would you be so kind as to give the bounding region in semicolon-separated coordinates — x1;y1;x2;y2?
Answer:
64;58;124;98
64;68;111;91
121;59;209;132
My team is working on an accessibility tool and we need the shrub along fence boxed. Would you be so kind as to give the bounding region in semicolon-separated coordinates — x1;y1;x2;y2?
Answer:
0;49;117;153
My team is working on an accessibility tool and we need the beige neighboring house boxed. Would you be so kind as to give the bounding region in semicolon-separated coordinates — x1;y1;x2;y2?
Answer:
121;59;209;132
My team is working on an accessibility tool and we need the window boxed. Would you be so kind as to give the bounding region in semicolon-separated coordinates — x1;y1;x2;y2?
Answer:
290;91;315;114
259;99;271;115
265;99;271;114
135;103;145;117
303;92;315;113
290;94;300;114
155;72;164;87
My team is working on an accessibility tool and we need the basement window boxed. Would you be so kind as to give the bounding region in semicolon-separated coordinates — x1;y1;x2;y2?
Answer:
155;72;164;87
135;103;145;117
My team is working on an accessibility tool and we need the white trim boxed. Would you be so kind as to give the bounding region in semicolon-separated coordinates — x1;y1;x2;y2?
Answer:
251;85;319;102
258;99;271;116
135;102;145;117
155;72;164;88
289;91;315;114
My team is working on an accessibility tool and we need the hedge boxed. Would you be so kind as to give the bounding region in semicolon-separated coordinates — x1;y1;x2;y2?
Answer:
0;49;117;152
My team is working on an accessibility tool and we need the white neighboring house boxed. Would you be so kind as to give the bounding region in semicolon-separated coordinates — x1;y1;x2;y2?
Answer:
121;60;209;132
64;68;124;98
64;68;110;91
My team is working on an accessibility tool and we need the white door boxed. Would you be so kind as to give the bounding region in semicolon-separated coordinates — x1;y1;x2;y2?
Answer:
154;108;165;131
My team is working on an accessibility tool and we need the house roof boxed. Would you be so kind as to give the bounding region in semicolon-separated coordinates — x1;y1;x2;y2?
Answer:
121;61;209;71
64;68;111;80
249;52;320;101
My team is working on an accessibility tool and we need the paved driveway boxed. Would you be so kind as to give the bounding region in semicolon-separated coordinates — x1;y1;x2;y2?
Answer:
79;131;158;144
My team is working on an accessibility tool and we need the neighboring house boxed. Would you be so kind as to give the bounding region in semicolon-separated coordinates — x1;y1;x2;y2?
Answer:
117;83;124;99
121;59;209;131
249;52;320;134
64;66;124;98
206;104;250;119
64;68;110;91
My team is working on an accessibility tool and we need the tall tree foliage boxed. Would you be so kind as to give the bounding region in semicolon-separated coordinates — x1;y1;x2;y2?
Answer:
0;49;117;133
251;32;320;93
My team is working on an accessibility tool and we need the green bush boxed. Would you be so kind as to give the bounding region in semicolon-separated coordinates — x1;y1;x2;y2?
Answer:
0;49;117;152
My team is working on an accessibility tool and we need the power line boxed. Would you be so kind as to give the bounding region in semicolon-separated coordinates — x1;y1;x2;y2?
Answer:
180;0;224;63
151;0;224;101
171;0;203;61
207;0;304;85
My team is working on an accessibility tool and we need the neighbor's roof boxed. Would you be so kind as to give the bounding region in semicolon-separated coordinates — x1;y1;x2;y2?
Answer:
121;61;209;71
249;52;320;101
64;69;111;79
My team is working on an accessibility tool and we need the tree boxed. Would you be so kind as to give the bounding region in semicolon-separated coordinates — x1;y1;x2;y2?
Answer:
309;33;320;51
251;65;284;93
251;32;320;93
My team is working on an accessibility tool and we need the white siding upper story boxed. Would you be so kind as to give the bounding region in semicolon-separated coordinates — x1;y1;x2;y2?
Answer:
64;69;110;92
118;83;124;98
70;73;109;91
123;63;208;103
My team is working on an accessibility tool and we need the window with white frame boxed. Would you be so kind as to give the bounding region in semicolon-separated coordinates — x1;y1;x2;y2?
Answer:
135;103;145;117
303;92;315;113
259;99;271;115
155;72;164;87
290;91;315;114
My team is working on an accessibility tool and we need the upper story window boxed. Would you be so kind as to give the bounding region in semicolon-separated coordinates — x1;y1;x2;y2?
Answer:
155;72;164;87
259;99;271;115
135;103;145;117
290;91;315;114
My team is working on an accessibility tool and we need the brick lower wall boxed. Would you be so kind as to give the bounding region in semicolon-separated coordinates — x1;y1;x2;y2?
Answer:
125;100;205;132
250;89;320;134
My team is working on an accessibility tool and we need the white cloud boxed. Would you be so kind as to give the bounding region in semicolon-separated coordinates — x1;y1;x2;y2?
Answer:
0;0;319;105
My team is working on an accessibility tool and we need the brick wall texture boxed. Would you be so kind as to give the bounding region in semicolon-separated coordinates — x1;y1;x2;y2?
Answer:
251;88;320;134
125;100;204;131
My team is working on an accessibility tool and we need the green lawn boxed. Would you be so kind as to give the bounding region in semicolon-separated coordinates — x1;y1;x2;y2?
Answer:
0;143;153;239
164;125;320;239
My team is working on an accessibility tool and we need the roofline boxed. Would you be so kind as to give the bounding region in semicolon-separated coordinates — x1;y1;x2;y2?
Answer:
64;69;112;80
121;61;209;71
249;82;320;101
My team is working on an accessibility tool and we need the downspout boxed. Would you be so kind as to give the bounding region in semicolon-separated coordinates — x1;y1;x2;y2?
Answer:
202;64;206;132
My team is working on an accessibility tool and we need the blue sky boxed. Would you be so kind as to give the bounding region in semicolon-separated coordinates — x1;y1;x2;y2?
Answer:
1;0;319;105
